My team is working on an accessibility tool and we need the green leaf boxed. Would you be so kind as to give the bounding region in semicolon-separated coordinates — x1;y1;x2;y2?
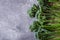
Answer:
30;21;41;32
28;4;39;18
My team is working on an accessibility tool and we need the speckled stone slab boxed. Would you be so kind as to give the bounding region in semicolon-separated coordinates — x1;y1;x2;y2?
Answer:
0;0;37;40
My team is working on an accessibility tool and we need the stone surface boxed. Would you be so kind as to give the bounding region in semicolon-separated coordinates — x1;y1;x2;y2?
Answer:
0;0;37;40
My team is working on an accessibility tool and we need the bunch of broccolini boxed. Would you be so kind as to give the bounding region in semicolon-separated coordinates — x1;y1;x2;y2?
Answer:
28;0;60;40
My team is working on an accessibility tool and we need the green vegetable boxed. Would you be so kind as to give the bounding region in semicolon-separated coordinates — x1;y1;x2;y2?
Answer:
28;0;60;40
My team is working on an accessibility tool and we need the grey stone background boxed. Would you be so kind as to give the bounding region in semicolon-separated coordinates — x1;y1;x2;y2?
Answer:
0;0;38;40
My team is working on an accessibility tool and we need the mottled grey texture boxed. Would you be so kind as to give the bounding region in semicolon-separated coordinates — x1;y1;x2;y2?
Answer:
0;0;37;40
